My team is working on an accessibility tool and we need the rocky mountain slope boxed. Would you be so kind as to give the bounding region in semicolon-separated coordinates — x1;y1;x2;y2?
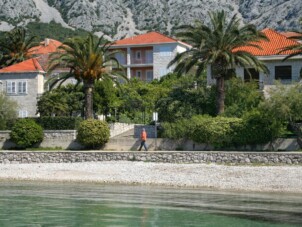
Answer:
0;0;301;39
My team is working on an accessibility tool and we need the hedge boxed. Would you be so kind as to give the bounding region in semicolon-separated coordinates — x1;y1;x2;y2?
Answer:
162;113;283;148
30;117;83;130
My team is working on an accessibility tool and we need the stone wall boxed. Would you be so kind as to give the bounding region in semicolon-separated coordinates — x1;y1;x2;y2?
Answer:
1;129;300;151
0;151;301;165
0;130;83;150
109;123;134;138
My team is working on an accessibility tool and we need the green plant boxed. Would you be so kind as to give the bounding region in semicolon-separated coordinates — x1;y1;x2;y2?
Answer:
189;115;242;148
0;92;18;130
161;118;193;139
10;119;43;148
77;119;110;149
234;109;284;145
33;117;82;130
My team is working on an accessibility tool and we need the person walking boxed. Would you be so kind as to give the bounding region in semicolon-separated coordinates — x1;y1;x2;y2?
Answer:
138;128;148;151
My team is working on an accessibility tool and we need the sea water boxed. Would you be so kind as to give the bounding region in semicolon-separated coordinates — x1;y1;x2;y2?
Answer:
0;181;301;226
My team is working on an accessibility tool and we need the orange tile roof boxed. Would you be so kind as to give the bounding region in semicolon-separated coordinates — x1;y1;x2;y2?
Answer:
112;31;179;46
280;31;302;38
234;29;300;56
0;58;45;73
28;38;62;56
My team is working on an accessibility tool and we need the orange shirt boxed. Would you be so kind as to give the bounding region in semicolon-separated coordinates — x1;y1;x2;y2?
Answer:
141;131;147;141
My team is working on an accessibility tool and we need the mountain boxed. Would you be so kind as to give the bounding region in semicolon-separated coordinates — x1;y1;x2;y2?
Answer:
0;0;301;40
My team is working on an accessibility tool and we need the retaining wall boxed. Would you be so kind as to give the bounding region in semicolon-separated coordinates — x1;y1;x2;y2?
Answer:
0;151;301;165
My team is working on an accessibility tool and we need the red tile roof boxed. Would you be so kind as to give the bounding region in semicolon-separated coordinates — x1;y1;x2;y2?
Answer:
112;31;180;46
28;38;62;56
280;31;302;39
0;58;45;73
234;29;300;56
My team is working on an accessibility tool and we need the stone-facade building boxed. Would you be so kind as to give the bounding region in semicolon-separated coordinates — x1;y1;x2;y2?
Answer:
0;38;63;117
110;32;191;81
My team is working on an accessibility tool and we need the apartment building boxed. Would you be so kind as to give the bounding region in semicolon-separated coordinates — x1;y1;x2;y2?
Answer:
110;32;191;81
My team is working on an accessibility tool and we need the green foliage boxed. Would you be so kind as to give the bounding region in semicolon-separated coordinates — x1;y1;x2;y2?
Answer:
233;110;284;145
26;21;90;42
162;112;284;148
94;79;120;118
260;83;302;123
10;119;43;148
224;78;263;117
156;75;216;122
118;78;170;123
77;119;110;148
160;118;192;139
0;27;38;67
169;10;268;114
48;33;126;119
0;93;18;130
33;117;82;130
189;115;242;148
37;85;84;117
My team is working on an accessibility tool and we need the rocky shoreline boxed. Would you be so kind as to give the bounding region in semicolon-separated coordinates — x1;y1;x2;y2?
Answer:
0;161;301;193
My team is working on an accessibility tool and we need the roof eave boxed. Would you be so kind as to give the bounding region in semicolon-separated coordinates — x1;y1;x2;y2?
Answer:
257;55;302;61
110;41;179;48
0;70;46;74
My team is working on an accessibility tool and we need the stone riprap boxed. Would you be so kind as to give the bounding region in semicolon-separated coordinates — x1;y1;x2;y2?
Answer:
0;151;301;165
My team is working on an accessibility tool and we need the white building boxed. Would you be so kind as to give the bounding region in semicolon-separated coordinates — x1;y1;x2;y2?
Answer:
207;29;302;87
110;32;191;81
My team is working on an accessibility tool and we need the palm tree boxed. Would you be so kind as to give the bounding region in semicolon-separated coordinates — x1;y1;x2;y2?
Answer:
279;32;302;61
48;34;126;119
168;10;268;114
0;27;38;67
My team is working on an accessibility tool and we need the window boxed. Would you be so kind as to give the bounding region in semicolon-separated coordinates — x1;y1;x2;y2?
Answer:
146;71;153;82
275;66;292;80
18;110;28;118
18;81;27;94
135;51;141;60
136;70;142;78
244;68;259;82
115;52;126;64
7;81;16;94
159;46;172;56
7;81;27;94
146;50;153;63
225;69;236;80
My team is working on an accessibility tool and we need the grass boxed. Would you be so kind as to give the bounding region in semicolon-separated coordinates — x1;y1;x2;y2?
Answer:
25;147;63;151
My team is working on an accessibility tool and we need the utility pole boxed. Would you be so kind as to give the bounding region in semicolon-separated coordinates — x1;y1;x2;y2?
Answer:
153;112;158;151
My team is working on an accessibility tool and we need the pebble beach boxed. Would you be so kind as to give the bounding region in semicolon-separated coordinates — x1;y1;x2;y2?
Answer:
0;161;301;193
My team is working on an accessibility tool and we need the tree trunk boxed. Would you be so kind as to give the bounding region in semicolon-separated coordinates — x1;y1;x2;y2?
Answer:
84;80;94;119
216;76;225;115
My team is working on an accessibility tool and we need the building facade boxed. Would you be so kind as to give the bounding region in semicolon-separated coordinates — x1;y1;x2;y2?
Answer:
0;59;45;117
207;29;302;87
0;38;63;117
110;32;191;81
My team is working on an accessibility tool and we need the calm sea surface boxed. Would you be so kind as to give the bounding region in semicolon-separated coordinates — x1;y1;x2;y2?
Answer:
0;181;301;227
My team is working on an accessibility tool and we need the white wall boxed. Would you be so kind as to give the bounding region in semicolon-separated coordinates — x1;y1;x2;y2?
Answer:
207;59;302;86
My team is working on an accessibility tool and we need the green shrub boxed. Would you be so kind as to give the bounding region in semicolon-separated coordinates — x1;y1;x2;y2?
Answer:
10;119;43;148
77;119;110;149
161;118;193;139
32;117;82;130
162;112;284;148
234;110;284;145
189;115;242;148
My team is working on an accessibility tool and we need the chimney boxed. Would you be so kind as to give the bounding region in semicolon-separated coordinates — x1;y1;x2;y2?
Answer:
44;38;50;46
